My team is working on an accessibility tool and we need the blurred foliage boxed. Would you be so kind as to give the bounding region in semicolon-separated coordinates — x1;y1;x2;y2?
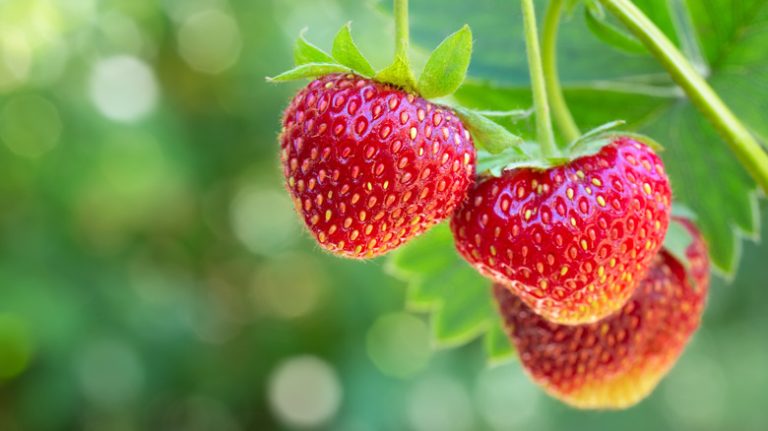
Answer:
0;0;765;430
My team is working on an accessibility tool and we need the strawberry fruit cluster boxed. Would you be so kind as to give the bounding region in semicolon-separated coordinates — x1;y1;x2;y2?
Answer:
271;8;710;410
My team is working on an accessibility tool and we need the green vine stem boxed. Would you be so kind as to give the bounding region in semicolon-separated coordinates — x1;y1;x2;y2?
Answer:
542;0;581;143
601;0;768;194
521;0;557;158
394;0;410;62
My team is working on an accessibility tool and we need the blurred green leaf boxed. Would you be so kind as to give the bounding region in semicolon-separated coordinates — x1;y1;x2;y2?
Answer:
388;224;513;363
380;0;678;84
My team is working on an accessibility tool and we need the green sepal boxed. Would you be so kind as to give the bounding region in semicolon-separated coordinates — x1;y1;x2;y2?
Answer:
568;120;626;154
568;120;627;150
476;148;549;177
266;63;351;82
584;3;646;55
332;22;376;77
455;108;526;154
375;54;418;93
567;124;663;162
294;29;335;65
417;25;473;99
611;131;664;151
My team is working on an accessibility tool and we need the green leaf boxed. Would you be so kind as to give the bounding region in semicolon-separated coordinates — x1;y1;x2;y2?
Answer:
294;29;335;65
331;23;376;77
375;55;417;93
417;25;473;99
387;224;511;362
267;63;351;82
454;108;526;154
643;103;759;275
584;4;647;54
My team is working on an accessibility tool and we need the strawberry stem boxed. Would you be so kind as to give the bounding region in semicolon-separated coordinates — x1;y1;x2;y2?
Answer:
521;0;557;158
377;0;417;92
601;0;768;194
542;0;581;143
394;0;410;66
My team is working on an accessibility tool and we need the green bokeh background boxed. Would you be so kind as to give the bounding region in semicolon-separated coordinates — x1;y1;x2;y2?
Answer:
0;0;766;429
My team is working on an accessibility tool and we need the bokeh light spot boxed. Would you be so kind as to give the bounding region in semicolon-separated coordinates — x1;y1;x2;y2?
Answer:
406;375;474;431
99;12;145;55
0;94;61;157
160;395;242;431
230;186;299;256
177;9;242;74
76;338;145;409
475;362;543;430
366;312;431;378
89;55;158;122
0;314;33;380
268;355;342;428
252;252;327;319
663;353;726;429
0;34;32;90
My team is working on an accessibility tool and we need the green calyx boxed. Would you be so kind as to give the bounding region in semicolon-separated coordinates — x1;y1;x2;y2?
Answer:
267;22;473;100
266;3;527;157
474;119;664;177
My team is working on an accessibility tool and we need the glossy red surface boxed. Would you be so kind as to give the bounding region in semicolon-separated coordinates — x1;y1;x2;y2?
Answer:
494;217;709;409
452;138;672;324
281;74;475;258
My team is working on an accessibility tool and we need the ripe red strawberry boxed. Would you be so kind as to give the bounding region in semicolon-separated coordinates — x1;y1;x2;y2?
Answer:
493;217;709;409
451;137;671;324
281;73;475;258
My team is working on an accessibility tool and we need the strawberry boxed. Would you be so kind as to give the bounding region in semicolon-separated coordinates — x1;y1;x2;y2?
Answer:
281;73;476;258
493;217;709;409
451;137;671;324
